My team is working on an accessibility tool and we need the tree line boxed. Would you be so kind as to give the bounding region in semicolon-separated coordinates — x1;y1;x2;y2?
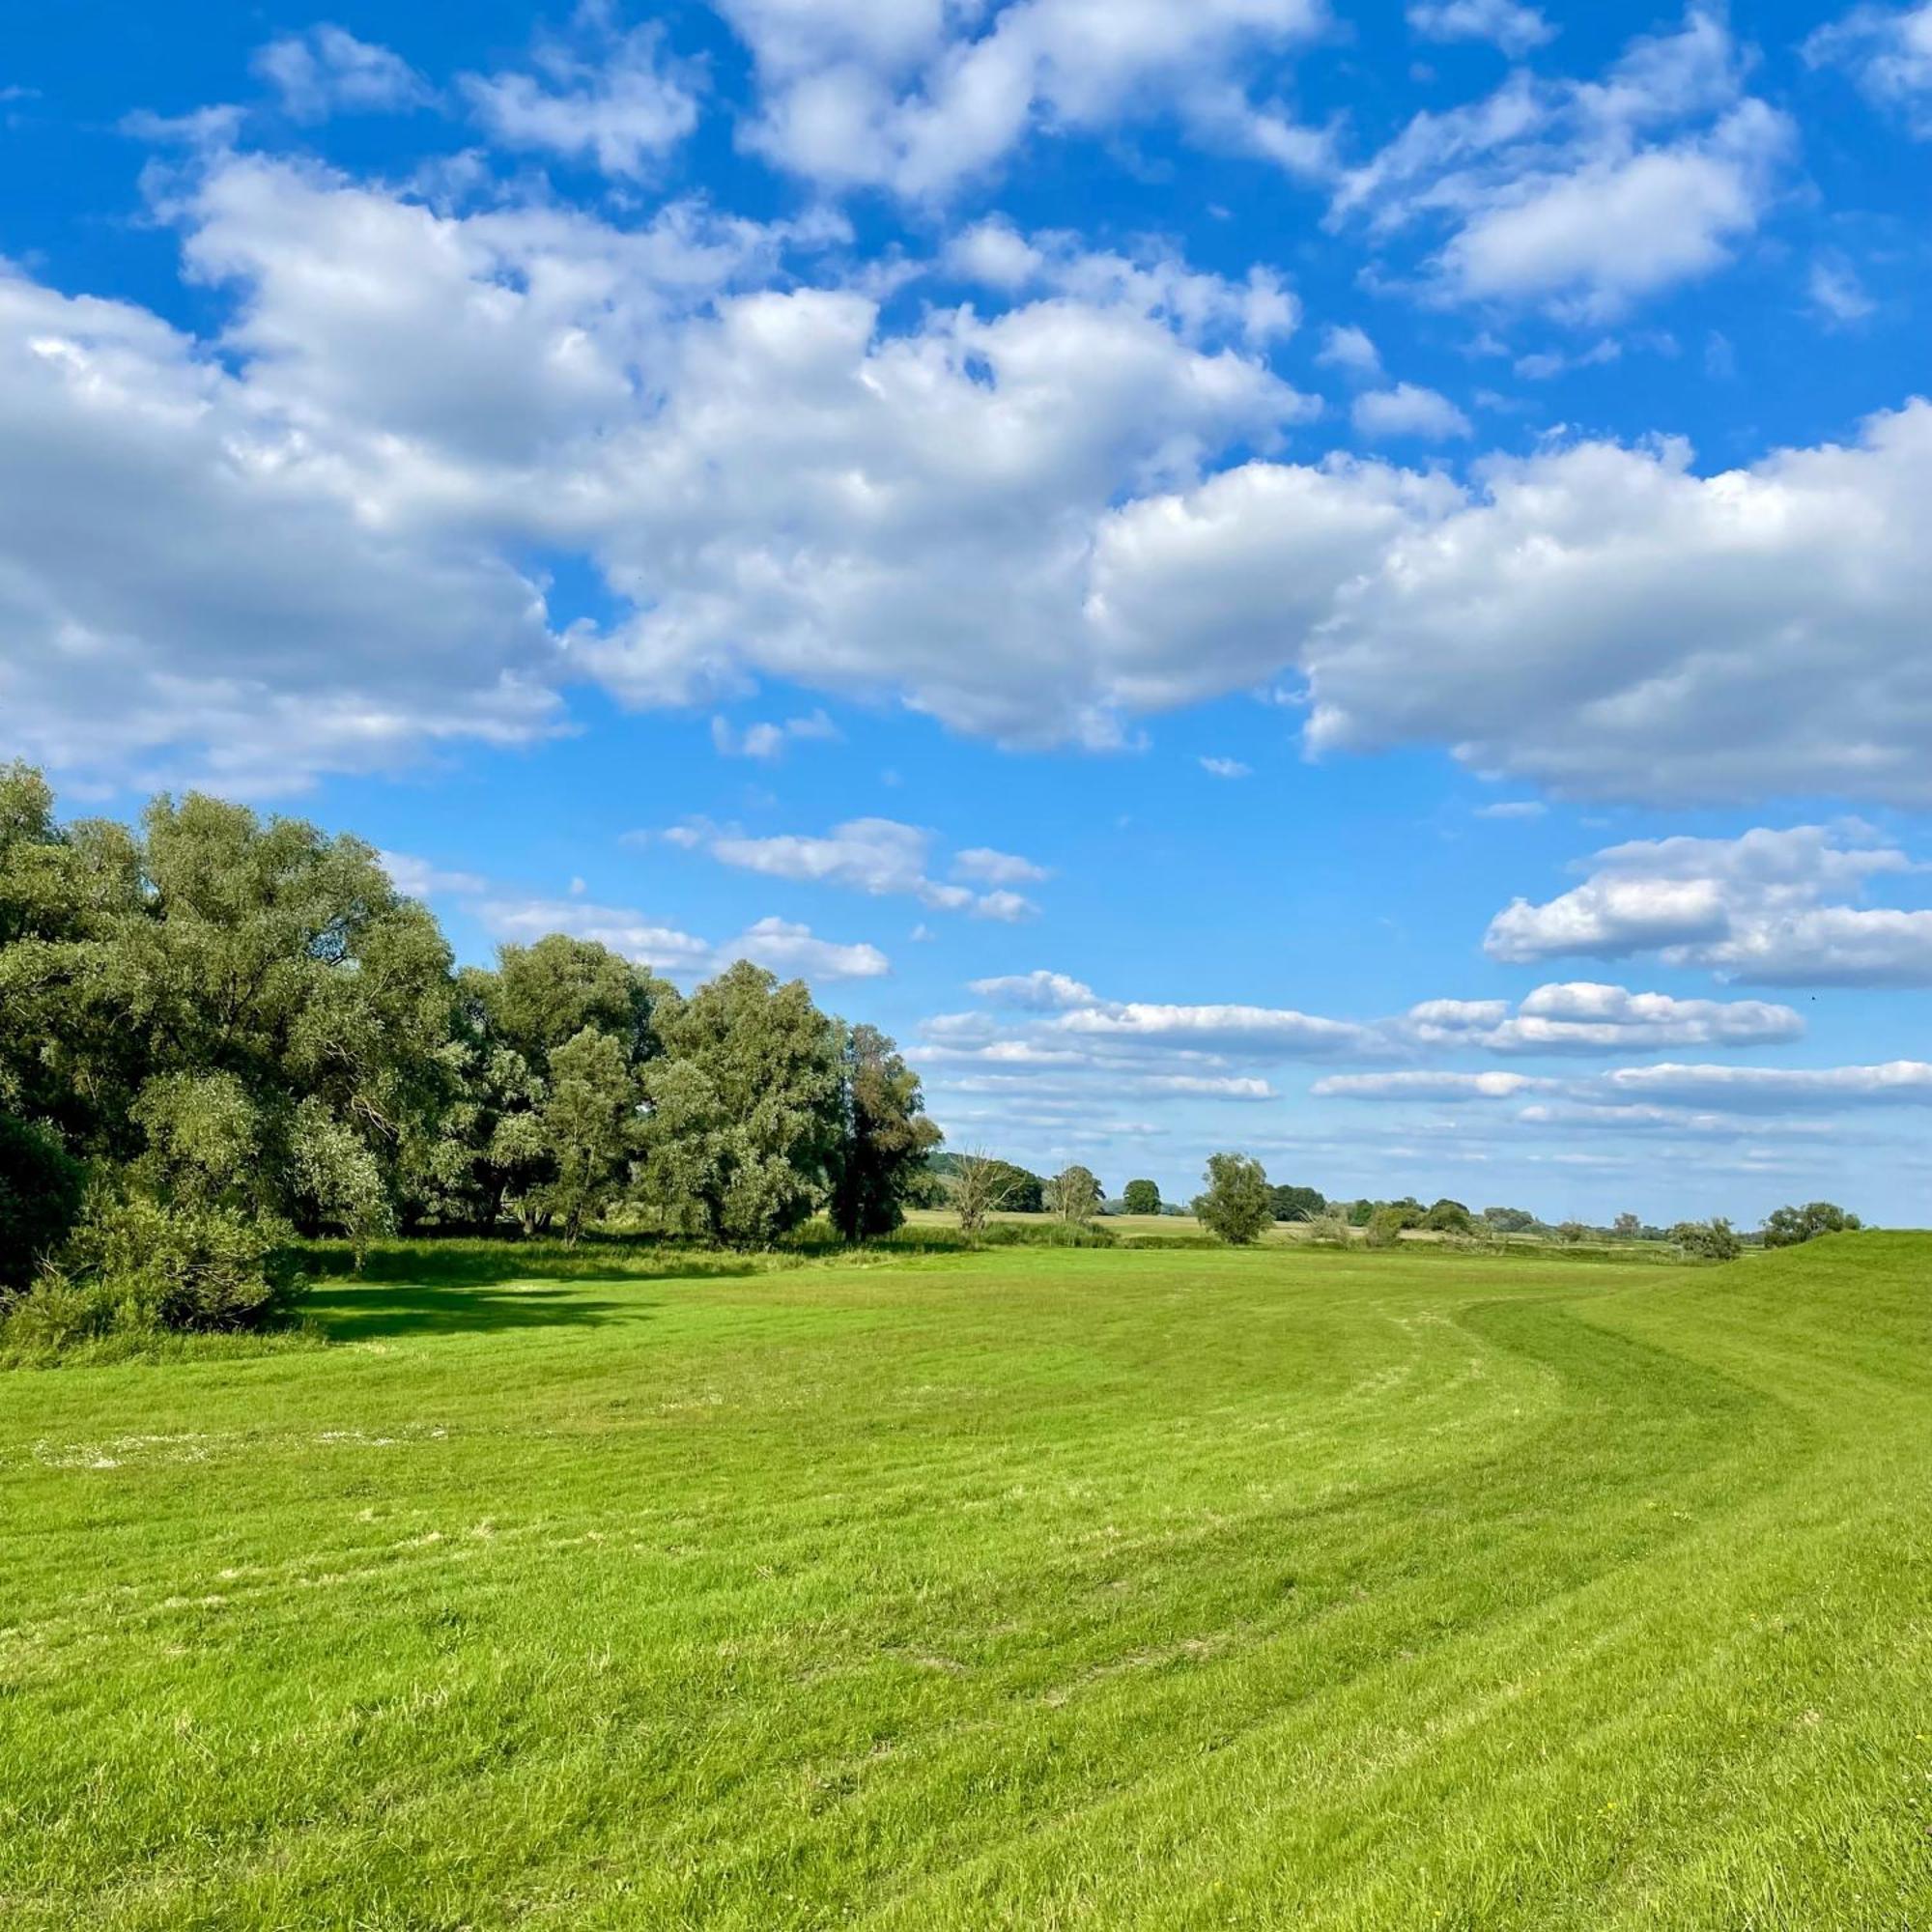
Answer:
0;765;937;1339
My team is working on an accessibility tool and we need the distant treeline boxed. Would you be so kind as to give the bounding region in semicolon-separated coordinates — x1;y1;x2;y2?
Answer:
0;764;937;1343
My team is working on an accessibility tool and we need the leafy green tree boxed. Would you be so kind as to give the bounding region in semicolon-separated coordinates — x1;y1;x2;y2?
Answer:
489;935;668;1076
535;1028;637;1246
1122;1178;1162;1215
1556;1219;1589;1244
1613;1212;1642;1239
417;942;672;1233
291;1096;393;1264
1423;1198;1473;1234
1048;1164;1102;1226
128;1071;259;1211
988;1160;1044;1213
0;778;452;1228
1196;1152;1271;1245
830;1024;941;1241
1346;1198;1376;1227
637;963;842;1245
1672;1217;1742;1261
1269;1183;1325;1222
0;1114;85;1294
1483;1206;1537;1234
1763;1201;1861;1248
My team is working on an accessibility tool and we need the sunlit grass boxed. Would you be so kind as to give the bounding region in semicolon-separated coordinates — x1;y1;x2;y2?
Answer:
1;1234;1926;1927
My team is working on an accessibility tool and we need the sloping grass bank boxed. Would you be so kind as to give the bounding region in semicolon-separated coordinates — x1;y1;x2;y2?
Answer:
0;1234;1925;1927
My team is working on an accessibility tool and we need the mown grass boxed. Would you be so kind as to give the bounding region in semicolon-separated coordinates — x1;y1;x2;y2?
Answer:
1;1234;1926;1928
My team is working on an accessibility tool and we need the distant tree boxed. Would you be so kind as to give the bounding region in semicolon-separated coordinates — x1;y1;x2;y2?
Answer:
1483;1206;1537;1235
1347;1198;1376;1227
1612;1212;1642;1239
1122;1178;1162;1216
1269;1183;1325;1222
1423;1198;1473;1234
949;1150;1015;1235
1049;1164;1102;1226
830;1024;942;1241
1304;1211;1352;1246
993;1161;1044;1214
0;1114;85;1295
1672;1217;1742;1262
1555;1219;1589;1244
1364;1204;1411;1249
1762;1201;1861;1248
1195;1152;1272;1245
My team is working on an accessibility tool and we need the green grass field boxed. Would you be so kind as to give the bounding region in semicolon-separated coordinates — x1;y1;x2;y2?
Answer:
3;1234;1928;1928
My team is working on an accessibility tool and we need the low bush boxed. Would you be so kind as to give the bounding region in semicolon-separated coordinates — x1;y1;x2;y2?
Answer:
1364;1205;1411;1249
1672;1217;1743;1262
65;1199;305;1331
2;1197;309;1362
980;1218;1119;1249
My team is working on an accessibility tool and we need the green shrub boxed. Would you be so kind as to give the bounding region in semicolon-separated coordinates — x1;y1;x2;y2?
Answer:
980;1218;1119;1249
1304;1213;1353;1246
1364;1205;1411;1249
66;1198;305;1331
0;1115;86;1294
0;1266;127;1354
1672;1217;1743;1262
1763;1202;1861;1248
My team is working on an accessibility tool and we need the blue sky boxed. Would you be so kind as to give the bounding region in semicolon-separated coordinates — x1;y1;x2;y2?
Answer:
6;0;1932;1223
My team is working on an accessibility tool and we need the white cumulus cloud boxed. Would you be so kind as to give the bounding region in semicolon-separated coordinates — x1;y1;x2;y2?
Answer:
1485;827;1932;983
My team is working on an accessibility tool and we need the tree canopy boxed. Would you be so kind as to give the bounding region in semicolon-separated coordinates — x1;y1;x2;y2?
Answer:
0;766;945;1335
1196;1153;1272;1245
1763;1202;1861;1248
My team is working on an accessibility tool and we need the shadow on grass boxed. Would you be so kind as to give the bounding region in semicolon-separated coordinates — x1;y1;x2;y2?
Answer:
303;1280;647;1342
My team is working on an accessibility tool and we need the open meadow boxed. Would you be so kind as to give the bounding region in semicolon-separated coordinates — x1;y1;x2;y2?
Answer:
2;1231;1928;1928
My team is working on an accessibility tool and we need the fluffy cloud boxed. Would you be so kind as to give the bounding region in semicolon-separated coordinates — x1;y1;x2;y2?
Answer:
1336;11;1791;318
1406;982;1803;1052
1601;1061;1932;1110
715;0;1328;199
1312;1069;1559;1099
1300;405;1932;803
252;27;431;121
968;970;1097;1009
668;818;1042;920
1804;3;1932;136
461;19;700;176
710;710;840;759
1199;755;1253;779
1406;0;1553;57
953;847;1052;886
480;895;889;980
1485;827;1932;983
0;267;564;794
1316;1058;1932;1128
1316;324;1381;376
1351;382;1472;440
17;107;1932;810
945;221;1300;347
381;854;890;982
920;974;1387;1115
